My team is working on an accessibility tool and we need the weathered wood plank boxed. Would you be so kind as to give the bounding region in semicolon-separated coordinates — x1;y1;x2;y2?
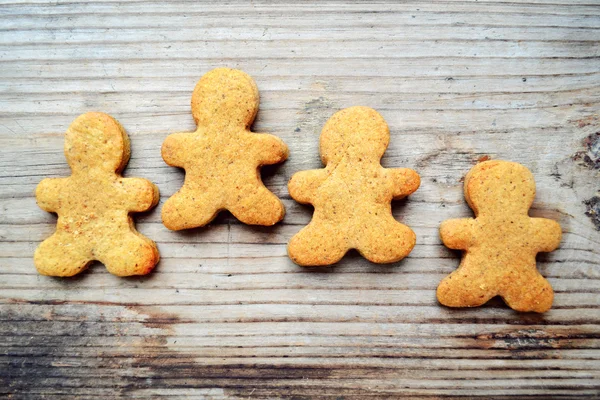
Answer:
1;0;599;398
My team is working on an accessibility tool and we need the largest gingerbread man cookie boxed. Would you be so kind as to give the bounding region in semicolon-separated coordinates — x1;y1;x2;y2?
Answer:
437;160;562;312
161;68;288;230
35;112;160;277
288;106;421;266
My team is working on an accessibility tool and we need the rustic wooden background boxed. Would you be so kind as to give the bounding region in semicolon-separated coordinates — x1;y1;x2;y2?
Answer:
1;0;600;398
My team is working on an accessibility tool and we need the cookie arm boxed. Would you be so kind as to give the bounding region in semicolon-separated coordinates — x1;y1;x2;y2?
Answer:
253;133;289;165
288;170;327;205
530;218;562;252
120;178;160;212
440;218;475;250
389;168;420;199
36;178;66;213
162;132;193;168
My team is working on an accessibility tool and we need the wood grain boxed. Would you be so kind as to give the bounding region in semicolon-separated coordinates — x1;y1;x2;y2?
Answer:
1;0;599;398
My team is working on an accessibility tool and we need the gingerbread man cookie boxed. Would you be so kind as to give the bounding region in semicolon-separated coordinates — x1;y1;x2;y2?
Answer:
161;68;288;230
34;112;160;277
437;160;562;313
288;106;420;266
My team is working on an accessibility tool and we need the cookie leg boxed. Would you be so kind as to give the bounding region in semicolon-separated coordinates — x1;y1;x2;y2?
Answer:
34;232;92;277
162;189;220;230
357;220;416;263
436;268;498;308
288;222;348;266
500;270;554;313
96;231;159;277
228;187;285;226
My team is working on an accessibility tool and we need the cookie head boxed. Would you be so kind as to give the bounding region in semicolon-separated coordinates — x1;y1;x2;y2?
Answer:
191;68;259;129
464;160;536;215
320;106;390;165
65;112;130;173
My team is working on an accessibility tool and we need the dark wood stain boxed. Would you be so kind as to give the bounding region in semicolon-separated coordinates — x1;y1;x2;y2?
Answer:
572;131;600;170
583;196;600;231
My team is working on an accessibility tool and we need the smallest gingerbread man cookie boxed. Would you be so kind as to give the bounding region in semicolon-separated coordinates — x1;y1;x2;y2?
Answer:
35;112;160;277
161;68;288;230
288;106;420;266
437;160;562;313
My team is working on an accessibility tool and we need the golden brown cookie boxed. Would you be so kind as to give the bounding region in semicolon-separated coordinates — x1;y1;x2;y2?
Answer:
437;160;562;313
34;112;160;277
161;68;288;230
287;106;420;266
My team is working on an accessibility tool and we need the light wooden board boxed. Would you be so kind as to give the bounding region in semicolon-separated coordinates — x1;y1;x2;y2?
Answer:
1;0;600;398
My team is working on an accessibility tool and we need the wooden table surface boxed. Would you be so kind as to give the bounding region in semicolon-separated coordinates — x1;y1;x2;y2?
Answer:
1;1;599;398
